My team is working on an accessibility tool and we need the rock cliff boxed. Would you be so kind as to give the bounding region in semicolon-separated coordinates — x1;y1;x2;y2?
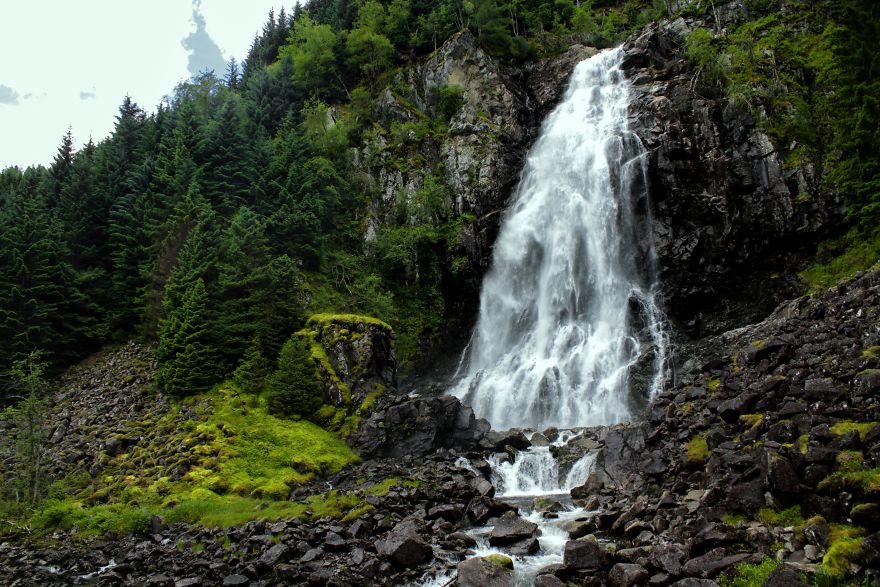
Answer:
623;18;838;336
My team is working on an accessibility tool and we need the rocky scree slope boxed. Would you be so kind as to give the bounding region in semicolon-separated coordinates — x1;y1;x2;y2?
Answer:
463;267;880;586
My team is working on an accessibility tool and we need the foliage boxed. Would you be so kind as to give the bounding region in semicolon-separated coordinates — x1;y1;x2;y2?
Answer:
156;279;221;395
264;335;324;419
436;85;465;122
0;353;50;511
718;557;780;587
822;526;866;578
757;505;805;527
31;500;152;536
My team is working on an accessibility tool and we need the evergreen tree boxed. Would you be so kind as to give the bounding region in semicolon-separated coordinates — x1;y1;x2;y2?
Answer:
49;128;74;207
200;95;256;215
232;335;272;393
156;278;220;395
0;185;70;367
265;335;323;418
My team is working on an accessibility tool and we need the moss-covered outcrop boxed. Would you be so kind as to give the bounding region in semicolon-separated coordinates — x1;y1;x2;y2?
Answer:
296;313;396;435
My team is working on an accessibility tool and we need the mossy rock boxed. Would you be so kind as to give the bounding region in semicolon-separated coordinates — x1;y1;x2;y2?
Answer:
483;554;514;569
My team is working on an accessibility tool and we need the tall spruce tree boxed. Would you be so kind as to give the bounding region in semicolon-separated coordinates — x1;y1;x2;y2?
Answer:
156;278;220;395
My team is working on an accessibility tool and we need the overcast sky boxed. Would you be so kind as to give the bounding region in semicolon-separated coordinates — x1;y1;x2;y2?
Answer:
0;1;290;169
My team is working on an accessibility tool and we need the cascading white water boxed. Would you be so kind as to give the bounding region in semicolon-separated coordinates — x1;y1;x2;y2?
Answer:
450;47;666;430
490;447;596;497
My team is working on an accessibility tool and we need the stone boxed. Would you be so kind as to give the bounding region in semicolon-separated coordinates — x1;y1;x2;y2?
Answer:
563;539;607;570
258;544;290;568
324;531;347;550
376;520;432;568
455;556;514;587
763;564;810;587
146;574;174;587
300;548;323;563
222;575;249;586
488;512;539;546
610;563;650;587
536;575;567;587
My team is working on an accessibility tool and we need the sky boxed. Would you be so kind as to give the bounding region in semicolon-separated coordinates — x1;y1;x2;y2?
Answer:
0;0;290;169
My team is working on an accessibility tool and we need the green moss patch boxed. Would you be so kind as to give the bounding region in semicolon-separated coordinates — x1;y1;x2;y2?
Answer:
818;467;880;497
829;421;878;440
307;313;392;332
484;554;514;569
822;527;866;578
31;500;152;537
686;435;709;465
163;489;366;528
28;382;360;536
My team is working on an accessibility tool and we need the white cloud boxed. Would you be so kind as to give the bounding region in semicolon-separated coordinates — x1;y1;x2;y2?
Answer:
182;0;228;77
0;84;20;105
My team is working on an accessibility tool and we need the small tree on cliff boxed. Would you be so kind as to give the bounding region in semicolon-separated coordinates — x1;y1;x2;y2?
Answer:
264;335;323;418
156;278;220;394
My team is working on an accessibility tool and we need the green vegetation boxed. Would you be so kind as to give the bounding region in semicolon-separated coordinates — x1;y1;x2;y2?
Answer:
0;354;49;513
829;421;878;440
682;1;880;290
835;451;865;473
484;554;514;569
739;414;763;429
757;505;805;528
686;435;709;464
265;335;324;419
818;467;880;497
822;525;866;578
31;500;152;536
8;380;361;536
718;557;780;587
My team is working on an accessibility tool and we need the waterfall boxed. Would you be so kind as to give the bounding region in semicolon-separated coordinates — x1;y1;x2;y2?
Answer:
450;47;666;430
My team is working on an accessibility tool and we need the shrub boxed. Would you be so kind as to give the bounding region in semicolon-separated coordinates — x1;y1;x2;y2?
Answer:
436;85;464;122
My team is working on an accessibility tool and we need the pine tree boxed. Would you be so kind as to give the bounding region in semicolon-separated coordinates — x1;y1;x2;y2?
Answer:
232;336;272;393
265;335;323;418
156;278;220;395
49;128;75;207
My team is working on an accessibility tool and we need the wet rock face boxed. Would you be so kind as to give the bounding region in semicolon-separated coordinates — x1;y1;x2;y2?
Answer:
622;20;838;334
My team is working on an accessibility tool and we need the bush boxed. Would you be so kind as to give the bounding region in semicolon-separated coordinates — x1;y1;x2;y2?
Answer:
265;336;324;418
436;85;464;123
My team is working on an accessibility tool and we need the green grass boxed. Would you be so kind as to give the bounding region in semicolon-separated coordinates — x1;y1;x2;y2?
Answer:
799;230;880;293
718;557;780;587
757;505;805;527
31;500;152;536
